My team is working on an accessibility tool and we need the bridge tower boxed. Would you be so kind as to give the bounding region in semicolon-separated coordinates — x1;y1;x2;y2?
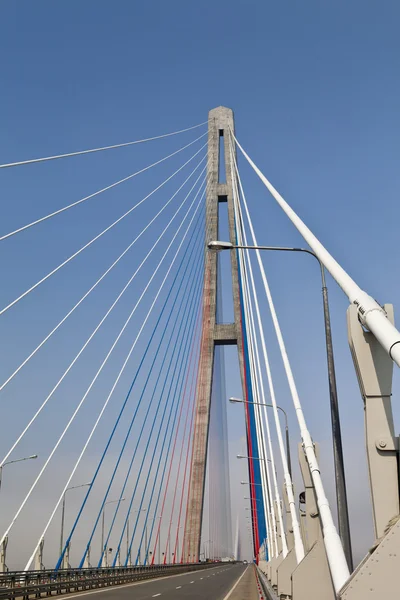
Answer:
183;106;248;561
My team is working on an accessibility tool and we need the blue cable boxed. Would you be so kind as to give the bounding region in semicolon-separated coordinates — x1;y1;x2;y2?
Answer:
126;270;204;567
99;233;205;568
234;216;267;559
95;242;204;567
133;272;204;565
56;205;203;571
141;292;202;565
113;258;204;566
108;242;204;567
81;222;204;570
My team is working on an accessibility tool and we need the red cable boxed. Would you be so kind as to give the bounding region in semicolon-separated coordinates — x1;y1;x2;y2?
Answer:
150;305;202;565
181;260;211;561
164;339;200;564
238;272;260;562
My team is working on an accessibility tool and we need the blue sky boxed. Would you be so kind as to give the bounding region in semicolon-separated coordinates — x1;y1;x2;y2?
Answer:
1;1;400;567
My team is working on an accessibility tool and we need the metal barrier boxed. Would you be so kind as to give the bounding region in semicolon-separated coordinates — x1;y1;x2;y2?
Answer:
0;563;216;599
255;565;278;600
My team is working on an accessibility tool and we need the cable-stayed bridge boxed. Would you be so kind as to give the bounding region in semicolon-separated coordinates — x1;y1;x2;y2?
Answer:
0;106;399;599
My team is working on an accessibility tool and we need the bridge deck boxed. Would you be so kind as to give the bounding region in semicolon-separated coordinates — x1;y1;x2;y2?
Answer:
229;565;260;600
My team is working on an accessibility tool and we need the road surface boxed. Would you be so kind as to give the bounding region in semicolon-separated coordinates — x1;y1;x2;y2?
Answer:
63;564;248;600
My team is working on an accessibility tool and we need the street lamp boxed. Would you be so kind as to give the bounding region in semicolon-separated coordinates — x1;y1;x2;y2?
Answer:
230;397;292;477
237;454;265;461
127;508;146;566
0;454;38;492
241;481;262;486
204;539;214;560
145;514;161;565
210;240;353;570
59;482;91;557
101;498;125;565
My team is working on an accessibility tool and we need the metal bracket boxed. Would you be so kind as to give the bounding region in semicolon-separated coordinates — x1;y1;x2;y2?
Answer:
291;444;335;599
339;517;400;599
83;545;91;568
61;543;70;570
277;548;296;598
34;538;45;571
347;304;399;540
0;537;8;573
298;442;320;550
292;539;335;600
269;554;283;591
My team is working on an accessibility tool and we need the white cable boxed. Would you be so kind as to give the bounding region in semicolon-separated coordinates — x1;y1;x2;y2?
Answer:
2;175;206;551
0;121;207;169
229;135;304;563
230;141;277;556
0;167;207;467
239;243;280;559
230;150;281;559
0;155;207;394
231;167;273;555
240;251;276;559
231;134;350;590
232;136;400;377
24;186;206;571
0;142;207;316
0;133;207;242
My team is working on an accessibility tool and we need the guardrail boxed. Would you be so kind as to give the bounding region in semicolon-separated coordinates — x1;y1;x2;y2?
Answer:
255;565;278;600
0;562;217;599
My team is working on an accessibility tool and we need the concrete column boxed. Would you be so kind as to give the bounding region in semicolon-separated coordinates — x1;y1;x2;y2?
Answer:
183;107;247;561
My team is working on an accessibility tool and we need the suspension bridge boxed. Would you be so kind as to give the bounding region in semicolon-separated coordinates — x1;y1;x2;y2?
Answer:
0;106;398;600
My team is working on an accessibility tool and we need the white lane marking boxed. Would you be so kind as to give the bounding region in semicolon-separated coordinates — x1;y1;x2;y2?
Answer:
190;580;194;583
152;595;161;598
56;566;222;600
200;577;203;579
222;566;249;600
176;586;182;589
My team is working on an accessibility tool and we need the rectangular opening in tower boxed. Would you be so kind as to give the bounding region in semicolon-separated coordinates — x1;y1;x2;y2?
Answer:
216;200;234;323
218;129;226;183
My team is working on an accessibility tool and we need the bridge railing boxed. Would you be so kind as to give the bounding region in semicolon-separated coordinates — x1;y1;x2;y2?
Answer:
0;563;217;599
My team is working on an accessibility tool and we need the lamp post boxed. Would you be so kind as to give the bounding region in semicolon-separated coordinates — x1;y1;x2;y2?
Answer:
59;482;90;557
230;397;292;477
171;525;182;564
144;514;160;565
127;508;146;566
209;240;353;570
204;539;213;560
168;526;172;564
101;498;125;566
237;454;265;461
0;454;38;493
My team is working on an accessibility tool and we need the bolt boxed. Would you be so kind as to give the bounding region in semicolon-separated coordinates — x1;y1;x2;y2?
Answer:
379;440;387;448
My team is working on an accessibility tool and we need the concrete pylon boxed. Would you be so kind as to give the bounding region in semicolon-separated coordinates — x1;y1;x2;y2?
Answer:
183;107;247;561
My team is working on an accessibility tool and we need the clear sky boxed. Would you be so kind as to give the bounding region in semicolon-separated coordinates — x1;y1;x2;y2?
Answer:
1;0;400;568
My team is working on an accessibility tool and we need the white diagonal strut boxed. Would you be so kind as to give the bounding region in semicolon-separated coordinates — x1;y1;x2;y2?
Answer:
231;132;350;592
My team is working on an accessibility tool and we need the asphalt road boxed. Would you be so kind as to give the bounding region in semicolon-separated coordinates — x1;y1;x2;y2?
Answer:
64;564;247;600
